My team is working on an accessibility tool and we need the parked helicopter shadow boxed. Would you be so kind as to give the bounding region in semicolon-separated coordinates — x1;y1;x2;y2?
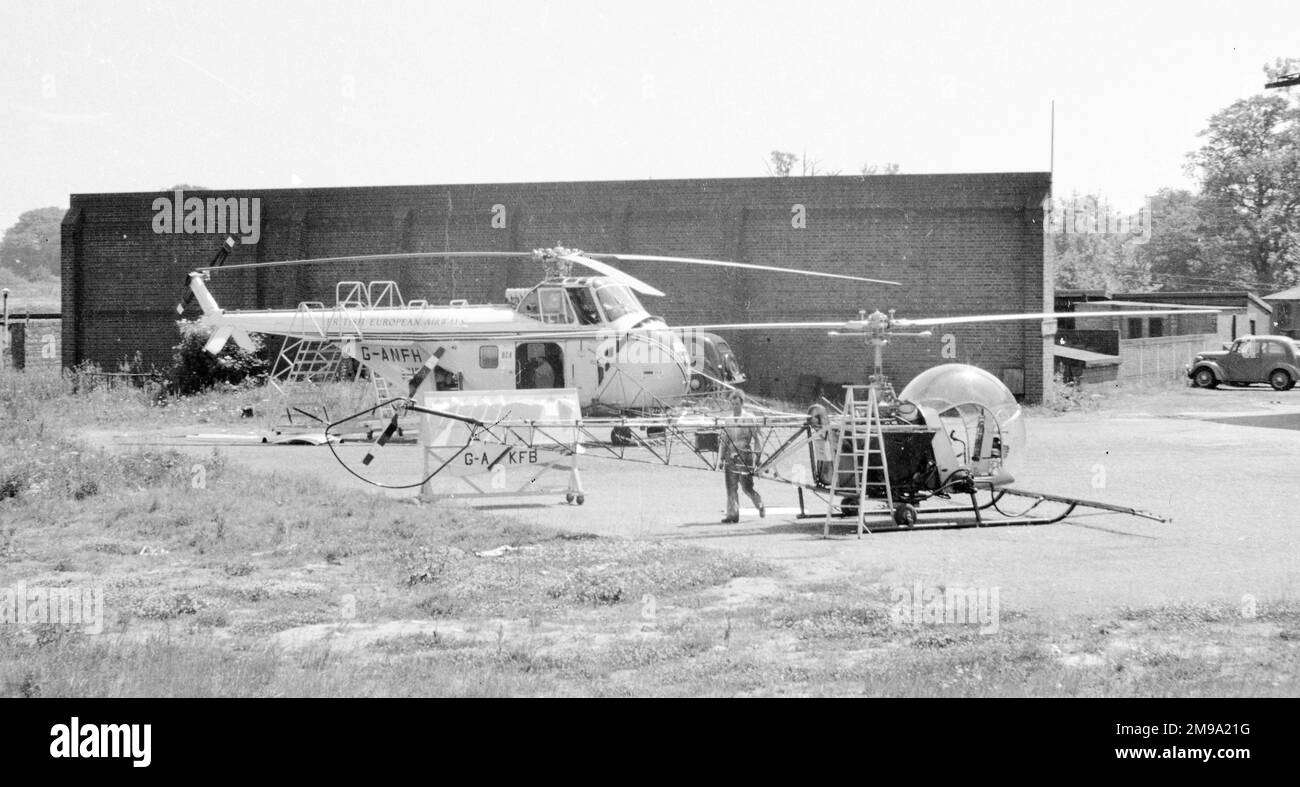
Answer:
1059;520;1161;540
671;520;846;540
671;513;1163;541
470;503;555;511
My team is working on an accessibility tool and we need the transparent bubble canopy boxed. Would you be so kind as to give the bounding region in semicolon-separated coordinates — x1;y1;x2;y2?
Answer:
898;363;1027;468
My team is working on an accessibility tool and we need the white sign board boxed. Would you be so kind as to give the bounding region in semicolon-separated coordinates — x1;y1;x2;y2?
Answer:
419;388;582;448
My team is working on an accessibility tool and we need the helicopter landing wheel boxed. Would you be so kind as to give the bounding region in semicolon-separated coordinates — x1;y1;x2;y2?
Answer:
565;493;585;505
611;427;636;446
893;503;918;528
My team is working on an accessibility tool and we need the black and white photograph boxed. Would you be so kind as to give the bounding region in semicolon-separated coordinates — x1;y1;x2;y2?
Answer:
0;0;1297;735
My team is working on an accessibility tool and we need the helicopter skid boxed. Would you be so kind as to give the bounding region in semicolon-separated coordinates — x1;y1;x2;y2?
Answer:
799;486;1166;533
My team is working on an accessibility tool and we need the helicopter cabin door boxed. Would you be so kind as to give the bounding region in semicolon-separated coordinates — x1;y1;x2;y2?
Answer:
517;342;565;390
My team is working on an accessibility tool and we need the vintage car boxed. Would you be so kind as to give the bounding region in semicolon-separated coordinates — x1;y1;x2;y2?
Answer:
1186;334;1300;390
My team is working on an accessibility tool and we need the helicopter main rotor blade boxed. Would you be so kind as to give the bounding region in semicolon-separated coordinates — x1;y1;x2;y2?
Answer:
558;254;666;297
892;308;1220;328
198;251;530;273
591;253;901;287
665;321;846;332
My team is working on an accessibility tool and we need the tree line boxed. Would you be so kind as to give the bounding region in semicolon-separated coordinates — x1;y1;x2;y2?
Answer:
1052;58;1300;294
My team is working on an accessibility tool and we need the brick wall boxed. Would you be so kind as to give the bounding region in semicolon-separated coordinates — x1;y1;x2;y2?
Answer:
63;174;1052;400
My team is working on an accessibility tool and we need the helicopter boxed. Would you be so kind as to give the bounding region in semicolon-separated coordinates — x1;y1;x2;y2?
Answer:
178;238;896;418
177;238;1218;530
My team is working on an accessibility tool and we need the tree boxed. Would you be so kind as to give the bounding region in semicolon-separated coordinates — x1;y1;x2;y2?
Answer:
1049;192;1156;291
0;207;66;279
1132;189;1251;290
1186;70;1300;290
166;320;269;394
860;162;901;176
765;151;899;177
765;151;798;177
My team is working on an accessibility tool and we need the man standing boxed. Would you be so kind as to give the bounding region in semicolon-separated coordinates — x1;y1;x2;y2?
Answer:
530;356;555;388
721;391;765;523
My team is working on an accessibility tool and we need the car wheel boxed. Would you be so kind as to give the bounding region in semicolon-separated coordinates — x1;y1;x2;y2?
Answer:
1269;370;1292;391
1193;368;1218;389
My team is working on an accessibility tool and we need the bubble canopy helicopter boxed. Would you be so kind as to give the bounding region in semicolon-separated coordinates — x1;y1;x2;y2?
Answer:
178;238;1217;530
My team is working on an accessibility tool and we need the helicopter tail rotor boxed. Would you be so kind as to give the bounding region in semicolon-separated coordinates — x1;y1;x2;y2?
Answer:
360;349;445;467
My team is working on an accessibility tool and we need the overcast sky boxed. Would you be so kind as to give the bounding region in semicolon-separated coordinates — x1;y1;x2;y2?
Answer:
1;0;1297;232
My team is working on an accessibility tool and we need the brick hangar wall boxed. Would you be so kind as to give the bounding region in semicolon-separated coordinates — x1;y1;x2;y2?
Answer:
62;174;1052;401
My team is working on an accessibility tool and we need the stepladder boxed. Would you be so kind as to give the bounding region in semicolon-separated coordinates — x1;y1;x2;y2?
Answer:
823;385;894;538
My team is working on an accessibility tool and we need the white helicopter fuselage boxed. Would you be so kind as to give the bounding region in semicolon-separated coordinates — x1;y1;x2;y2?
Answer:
191;274;696;412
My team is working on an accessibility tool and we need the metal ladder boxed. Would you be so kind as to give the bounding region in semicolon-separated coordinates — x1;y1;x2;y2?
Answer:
823;385;893;538
370;372;398;418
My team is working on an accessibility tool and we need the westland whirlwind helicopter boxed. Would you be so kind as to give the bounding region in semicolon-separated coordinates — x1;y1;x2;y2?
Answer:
178;237;1217;532
179;238;893;417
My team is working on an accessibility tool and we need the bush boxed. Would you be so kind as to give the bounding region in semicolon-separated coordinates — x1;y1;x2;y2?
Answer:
166;320;270;394
1045;371;1092;412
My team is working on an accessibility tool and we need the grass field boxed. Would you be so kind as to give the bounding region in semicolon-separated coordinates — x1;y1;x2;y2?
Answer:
2;366;1297;696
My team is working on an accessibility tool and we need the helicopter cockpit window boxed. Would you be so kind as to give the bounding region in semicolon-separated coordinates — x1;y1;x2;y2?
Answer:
568;287;602;325
517;287;575;324
537;288;574;324
516;289;540;318
595;285;643;322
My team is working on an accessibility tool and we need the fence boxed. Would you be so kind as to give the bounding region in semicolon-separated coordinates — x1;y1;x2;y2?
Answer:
1117;333;1218;382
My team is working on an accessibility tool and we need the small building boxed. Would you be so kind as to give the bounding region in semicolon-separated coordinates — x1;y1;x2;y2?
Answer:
1059;301;1218;384
2;312;62;371
1263;286;1300;339
1112;290;1272;344
1053;344;1120;385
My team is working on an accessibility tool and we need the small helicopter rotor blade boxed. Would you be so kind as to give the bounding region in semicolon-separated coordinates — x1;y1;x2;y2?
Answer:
199;251;531;273
362;414;401;467
591;253;901;287
892;308;1220;328
666;321;846;332
559;254;666;297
